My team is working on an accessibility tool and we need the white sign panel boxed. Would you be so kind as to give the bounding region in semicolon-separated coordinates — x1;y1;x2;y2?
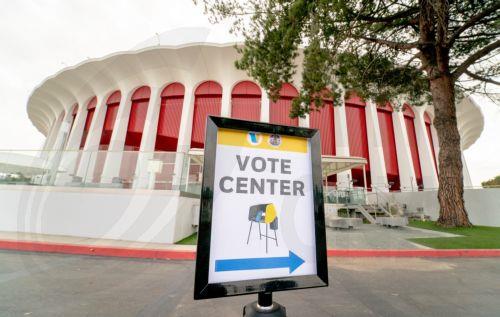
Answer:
208;128;317;283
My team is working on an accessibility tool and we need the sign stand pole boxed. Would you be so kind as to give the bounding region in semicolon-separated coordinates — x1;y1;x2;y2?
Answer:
243;292;286;316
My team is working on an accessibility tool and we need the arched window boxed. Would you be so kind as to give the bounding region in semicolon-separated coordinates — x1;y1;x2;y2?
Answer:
231;81;261;121
403;105;423;189
124;86;151;151
99;91;121;150
377;103;400;190
424;111;438;173
191;81;222;149
269;83;299;126
79;97;97;149
345;92;371;188
155;83;184;151
309;90;335;156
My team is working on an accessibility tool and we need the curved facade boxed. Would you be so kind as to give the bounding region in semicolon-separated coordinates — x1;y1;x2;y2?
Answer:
28;28;484;192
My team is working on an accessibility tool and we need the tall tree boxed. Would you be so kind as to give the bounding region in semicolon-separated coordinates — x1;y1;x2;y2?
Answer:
199;0;500;227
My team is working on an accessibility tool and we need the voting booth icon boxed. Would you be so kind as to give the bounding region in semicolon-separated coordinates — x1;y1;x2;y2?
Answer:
246;203;278;253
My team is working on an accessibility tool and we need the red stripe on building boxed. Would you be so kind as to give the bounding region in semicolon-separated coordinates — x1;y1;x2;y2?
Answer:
124;86;151;151
99;90;121;150
309;99;335;156
403;105;423;189
345;94;370;188
155;83;184;151
269;83;298;126
377;104;400;190
191;81;222;149
231;81;261;121
79;97;97;149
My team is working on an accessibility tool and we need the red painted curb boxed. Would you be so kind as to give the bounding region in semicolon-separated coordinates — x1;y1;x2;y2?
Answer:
0;240;196;260
1;239;500;259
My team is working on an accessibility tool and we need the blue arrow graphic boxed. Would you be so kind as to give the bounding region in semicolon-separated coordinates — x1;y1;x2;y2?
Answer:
215;251;305;274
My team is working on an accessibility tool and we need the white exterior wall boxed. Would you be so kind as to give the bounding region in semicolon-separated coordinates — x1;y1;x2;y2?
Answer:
391;188;500;227
76;94;106;181
133;86;163;189
365;101;388;190
392;109;418;191
101;90;134;183
413;106;439;189
0;185;198;244
334;98;352;188
260;92;270;123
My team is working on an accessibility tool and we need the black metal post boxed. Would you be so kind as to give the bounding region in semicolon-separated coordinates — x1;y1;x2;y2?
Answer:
243;292;286;316
258;292;273;307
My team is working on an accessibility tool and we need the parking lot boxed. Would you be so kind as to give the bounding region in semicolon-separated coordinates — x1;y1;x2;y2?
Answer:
1;250;499;316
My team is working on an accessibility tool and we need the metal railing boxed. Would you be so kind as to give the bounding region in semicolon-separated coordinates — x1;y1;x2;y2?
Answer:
0;149;204;195
1;149;498;198
324;187;366;205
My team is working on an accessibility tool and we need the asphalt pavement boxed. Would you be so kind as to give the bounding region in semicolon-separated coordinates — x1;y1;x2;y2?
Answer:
0;250;499;317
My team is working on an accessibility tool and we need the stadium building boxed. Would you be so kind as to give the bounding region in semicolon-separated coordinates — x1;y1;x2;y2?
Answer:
0;27;490;243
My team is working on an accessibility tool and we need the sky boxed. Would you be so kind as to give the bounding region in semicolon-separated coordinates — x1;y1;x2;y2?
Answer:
0;0;498;185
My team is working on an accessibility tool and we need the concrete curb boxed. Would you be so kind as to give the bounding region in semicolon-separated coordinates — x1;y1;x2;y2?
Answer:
1;239;500;259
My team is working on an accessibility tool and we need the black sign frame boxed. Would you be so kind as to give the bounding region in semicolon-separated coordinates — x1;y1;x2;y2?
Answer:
194;116;328;300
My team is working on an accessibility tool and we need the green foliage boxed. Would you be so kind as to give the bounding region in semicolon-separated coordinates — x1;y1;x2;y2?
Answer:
176;233;198;245
408;220;500;249
481;175;500;187
199;0;500;116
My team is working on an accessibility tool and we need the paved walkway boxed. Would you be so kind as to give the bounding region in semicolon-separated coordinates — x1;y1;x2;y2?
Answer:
1;251;499;317
325;224;459;249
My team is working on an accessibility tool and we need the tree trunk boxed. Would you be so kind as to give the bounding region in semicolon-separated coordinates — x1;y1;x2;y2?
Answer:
429;75;472;227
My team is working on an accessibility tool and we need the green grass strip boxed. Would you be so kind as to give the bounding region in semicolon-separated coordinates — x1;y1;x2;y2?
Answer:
176;233;198;245
408;220;500;249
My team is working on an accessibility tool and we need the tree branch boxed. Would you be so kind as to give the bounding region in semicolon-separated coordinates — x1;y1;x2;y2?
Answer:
355;7;419;23
356;36;419;50
453;39;500;78
447;3;500;46
464;70;500;86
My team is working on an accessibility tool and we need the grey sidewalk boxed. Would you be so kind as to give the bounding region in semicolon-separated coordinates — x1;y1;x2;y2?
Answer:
325;224;459;249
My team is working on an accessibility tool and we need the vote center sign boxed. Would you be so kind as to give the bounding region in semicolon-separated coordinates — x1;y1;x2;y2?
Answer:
194;117;328;300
